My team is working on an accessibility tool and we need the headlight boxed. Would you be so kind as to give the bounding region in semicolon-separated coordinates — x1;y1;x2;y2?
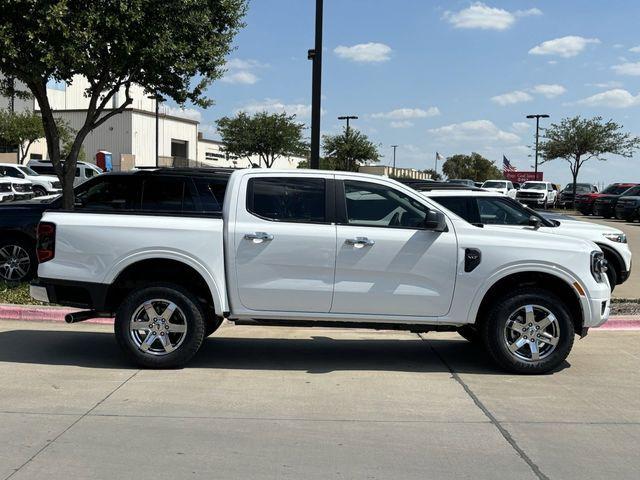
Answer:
591;251;608;283
603;232;627;243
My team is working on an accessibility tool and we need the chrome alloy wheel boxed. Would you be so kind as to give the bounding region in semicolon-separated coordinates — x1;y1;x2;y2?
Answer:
503;304;560;362
0;244;31;282
129;299;188;355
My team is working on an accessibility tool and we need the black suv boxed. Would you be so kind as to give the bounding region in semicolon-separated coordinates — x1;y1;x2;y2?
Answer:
0;168;231;282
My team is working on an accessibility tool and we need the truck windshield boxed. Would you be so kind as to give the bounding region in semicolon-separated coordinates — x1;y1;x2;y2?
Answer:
602;184;636;195
521;182;546;189
483;181;506;188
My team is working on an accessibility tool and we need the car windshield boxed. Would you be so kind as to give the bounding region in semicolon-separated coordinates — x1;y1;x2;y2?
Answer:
521;182;546;189
562;184;591;193
602;184;636;195
18;166;40;176
483;181;506;188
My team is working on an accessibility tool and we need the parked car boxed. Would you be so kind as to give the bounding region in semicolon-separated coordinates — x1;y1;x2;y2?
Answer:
0;163;62;197
32;169;610;373
615;190;640;221
9;176;34;201
481;180;517;198
447;178;476;187
556;183;598;209
575;183;637;216
593;184;640;219
422;189;631;290
27;159;103;187
0;175;15;203
515;181;557;209
0;168;230;282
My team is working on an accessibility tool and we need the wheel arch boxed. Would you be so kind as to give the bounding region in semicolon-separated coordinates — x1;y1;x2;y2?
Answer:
595;243;623;283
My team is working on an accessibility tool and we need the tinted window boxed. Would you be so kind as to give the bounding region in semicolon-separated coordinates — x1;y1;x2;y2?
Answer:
31;166;56;175
248;177;325;223
0;166;23;178
141;177;195;212
85;168;95;178
194;178;228;212
343;180;428;228
432;196;478;224
623;186;640;196
602;184;634;195
75;177;140;210
477;197;532;225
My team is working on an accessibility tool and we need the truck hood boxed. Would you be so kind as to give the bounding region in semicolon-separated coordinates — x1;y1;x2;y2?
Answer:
483;187;507;194
550;218;623;239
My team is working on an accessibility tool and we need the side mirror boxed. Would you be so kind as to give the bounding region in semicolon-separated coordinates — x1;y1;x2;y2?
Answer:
423;210;447;232
529;215;541;229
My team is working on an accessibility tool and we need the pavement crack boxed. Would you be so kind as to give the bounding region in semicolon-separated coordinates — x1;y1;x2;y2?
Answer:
3;370;140;480
418;334;550;480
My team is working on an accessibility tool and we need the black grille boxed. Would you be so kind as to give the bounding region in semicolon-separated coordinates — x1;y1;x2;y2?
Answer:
13;183;33;192
52;181;62;189
517;191;544;199
0;183;11;193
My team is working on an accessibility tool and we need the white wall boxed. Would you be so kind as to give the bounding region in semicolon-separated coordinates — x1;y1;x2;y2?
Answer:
197;139;305;169
132;111;198;167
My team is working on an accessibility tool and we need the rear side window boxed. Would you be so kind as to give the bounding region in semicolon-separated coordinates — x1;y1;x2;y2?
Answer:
141;177;195;212
247;177;326;223
31;166;56;175
75;177;140;210
194;178;228;212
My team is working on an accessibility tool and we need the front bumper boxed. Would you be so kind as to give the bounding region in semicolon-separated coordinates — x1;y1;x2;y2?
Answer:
0;193;15;203
517;197;546;206
594;202;615;217
582;280;611;328
12;192;34;200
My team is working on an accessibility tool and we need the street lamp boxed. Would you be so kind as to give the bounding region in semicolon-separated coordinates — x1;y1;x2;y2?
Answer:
308;0;324;169
391;145;398;169
526;114;549;174
338;115;358;137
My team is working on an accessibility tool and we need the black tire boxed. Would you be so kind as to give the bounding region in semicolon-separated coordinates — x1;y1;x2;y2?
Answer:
114;283;206;368
32;185;47;197
0;236;37;283
605;264;618;292
479;288;575;374
457;325;479;343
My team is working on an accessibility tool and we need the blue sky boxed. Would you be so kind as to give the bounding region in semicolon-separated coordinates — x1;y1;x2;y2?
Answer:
178;0;640;186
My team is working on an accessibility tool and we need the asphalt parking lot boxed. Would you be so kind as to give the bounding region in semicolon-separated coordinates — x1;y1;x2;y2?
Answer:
566;213;639;299
1;320;639;480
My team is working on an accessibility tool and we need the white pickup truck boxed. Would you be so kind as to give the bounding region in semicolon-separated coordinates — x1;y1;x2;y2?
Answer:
31;169;610;373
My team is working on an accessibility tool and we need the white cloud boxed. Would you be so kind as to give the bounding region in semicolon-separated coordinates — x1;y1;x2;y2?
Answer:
531;84;566;98
586;80;623;88
491;90;533;106
371;107;440;119
390;121;414;129
163;106;201;121
222;58;267;84
612;62;640;76
428;120;520;144
511;122;531;133
334;42;392;63
576;89;640;108
613;44;625;49
442;2;541;31
629;46;640;53
235;98;315;118
529;36;600;58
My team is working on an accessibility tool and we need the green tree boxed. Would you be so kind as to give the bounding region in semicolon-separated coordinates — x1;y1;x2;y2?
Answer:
0;0;246;208
0;109;44;163
540;116;640;199
216;112;308;168
441;153;503;182
322;128;380;171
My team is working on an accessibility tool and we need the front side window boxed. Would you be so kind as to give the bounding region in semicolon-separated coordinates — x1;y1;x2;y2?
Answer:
477;197;532;225
85;168;95;178
0;166;23;178
75;177;140;210
432;196;479;224
343;180;428;228
248;177;326;223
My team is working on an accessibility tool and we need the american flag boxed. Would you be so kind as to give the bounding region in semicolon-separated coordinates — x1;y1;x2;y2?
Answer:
503;155;517;172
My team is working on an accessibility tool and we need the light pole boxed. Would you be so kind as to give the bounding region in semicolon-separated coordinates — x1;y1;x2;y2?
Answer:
308;0;324;169
526;114;549;174
338;115;358;137
391;145;398;169
148;94;162;167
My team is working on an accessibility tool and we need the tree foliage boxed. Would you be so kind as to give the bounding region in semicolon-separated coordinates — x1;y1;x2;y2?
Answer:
540;116;640;197
216;112;308;168
0;0;247;207
321;128;380;171
0;109;44;163
422;168;442;181
441;153;503;181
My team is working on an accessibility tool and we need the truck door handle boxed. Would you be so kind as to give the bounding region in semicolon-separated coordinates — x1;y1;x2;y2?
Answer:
345;237;375;248
244;232;274;243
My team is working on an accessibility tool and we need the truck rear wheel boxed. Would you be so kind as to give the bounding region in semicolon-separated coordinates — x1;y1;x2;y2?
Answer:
480;289;575;374
114;283;206;368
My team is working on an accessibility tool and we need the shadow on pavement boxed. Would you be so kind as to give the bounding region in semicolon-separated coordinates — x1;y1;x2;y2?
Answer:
0;328;568;374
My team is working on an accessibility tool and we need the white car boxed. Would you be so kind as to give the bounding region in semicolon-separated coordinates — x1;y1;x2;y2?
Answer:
482;180;517;198
516;181;557;209
32;169;610;374
0;163;62;197
27;159;102;187
423;189;631;290
8;176;34;200
0;176;15;203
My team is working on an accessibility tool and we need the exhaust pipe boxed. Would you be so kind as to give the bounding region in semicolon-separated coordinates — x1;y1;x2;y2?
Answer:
65;310;111;324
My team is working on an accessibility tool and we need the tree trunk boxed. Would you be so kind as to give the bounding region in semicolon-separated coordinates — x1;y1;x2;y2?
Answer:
571;155;581;205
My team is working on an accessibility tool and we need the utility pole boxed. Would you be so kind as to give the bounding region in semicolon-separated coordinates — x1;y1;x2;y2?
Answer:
149;93;162;167
526;114;549;175
308;0;324;169
391;145;398;169
338;115;358;137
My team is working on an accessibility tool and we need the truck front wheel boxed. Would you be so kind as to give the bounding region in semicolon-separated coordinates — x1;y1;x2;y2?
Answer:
115;284;206;368
480;289;575;374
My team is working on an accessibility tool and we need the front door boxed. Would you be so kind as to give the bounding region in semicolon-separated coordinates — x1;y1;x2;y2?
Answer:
233;174;337;313
331;179;457;317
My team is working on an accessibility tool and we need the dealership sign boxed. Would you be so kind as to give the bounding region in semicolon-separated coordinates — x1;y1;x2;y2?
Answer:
504;171;543;183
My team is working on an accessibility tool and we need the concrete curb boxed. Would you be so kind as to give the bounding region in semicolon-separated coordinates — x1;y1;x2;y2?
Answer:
1;303;640;329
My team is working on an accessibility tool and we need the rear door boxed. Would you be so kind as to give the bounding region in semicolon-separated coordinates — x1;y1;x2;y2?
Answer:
232;174;337;313
331;178;457;317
